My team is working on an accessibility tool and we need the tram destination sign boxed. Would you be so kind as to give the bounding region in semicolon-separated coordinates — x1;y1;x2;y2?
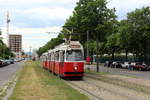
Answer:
69;45;80;48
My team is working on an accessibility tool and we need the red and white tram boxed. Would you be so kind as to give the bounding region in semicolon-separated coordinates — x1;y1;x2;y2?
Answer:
41;41;84;78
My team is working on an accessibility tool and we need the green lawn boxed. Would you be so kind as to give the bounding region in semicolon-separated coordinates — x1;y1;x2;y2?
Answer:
9;61;90;100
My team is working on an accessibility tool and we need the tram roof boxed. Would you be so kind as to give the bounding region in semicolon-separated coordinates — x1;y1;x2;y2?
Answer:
54;41;83;51
42;41;83;55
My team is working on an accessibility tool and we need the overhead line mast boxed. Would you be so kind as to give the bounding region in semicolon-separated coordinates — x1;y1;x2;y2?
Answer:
6;11;10;47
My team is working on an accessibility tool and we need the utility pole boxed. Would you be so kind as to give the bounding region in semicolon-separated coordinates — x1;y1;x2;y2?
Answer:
86;30;91;65
96;32;99;72
29;46;32;60
86;30;89;57
6;11;10;47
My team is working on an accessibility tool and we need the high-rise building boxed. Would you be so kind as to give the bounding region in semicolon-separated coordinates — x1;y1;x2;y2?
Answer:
9;34;22;60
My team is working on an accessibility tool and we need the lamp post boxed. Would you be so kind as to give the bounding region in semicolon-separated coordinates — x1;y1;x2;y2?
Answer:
29;46;32;60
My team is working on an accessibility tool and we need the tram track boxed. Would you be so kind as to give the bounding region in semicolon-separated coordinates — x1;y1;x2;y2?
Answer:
65;80;103;100
84;78;136;100
85;73;150;95
65;78;131;100
84;74;150;100
65;79;131;100
64;74;150;100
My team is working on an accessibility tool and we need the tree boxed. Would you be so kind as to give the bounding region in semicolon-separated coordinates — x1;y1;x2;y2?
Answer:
0;29;3;45
69;0;117;41
119;20;132;61
127;7;150;63
84;40;96;56
62;0;117;72
0;44;13;59
106;33;120;60
0;30;13;59
37;34;64;57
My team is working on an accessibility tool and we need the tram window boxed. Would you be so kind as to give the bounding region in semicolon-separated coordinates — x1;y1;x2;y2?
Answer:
48;54;49;60
51;53;53;61
55;52;59;61
66;50;83;61
46;56;48;61
52;53;54;61
46;56;47;61
49;54;51;61
57;53;59;61
47;54;49;60
60;51;65;62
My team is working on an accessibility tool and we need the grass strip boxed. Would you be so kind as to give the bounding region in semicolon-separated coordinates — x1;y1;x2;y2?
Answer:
9;61;90;100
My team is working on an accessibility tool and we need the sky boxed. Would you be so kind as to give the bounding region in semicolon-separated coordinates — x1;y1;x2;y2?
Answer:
0;0;150;52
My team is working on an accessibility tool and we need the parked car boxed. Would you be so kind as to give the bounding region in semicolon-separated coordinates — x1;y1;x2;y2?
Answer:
0;59;3;67
104;61;113;67
9;59;14;64
147;66;150;71
128;62;136;70
121;62;131;69
2;60;8;66
111;61;122;68
130;62;149;71
5;59;11;65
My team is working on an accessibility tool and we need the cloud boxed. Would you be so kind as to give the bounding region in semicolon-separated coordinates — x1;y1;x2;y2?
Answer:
1;26;61;51
108;0;150;9
23;7;73;21
0;0;79;8
107;0;150;19
0;0;78;28
0;0;79;52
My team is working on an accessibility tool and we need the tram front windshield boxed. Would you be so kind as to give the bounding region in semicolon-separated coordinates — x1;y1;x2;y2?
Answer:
66;50;83;61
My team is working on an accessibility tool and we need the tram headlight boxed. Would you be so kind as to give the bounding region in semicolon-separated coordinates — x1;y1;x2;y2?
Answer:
74;66;78;70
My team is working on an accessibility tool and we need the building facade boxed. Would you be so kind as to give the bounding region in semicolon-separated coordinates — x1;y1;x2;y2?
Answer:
9;34;22;60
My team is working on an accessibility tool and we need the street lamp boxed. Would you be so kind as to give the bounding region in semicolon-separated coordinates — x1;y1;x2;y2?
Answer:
86;30;91;65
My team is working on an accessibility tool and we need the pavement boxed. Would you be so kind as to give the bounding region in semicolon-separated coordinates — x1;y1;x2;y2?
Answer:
0;61;24;87
85;64;150;80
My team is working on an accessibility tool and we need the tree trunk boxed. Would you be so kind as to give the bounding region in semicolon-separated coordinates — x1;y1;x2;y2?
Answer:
96;37;99;72
111;48;115;61
125;49;128;61
143;41;148;64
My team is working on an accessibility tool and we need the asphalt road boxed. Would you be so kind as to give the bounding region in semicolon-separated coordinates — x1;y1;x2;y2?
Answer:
0;61;24;86
85;64;150;80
